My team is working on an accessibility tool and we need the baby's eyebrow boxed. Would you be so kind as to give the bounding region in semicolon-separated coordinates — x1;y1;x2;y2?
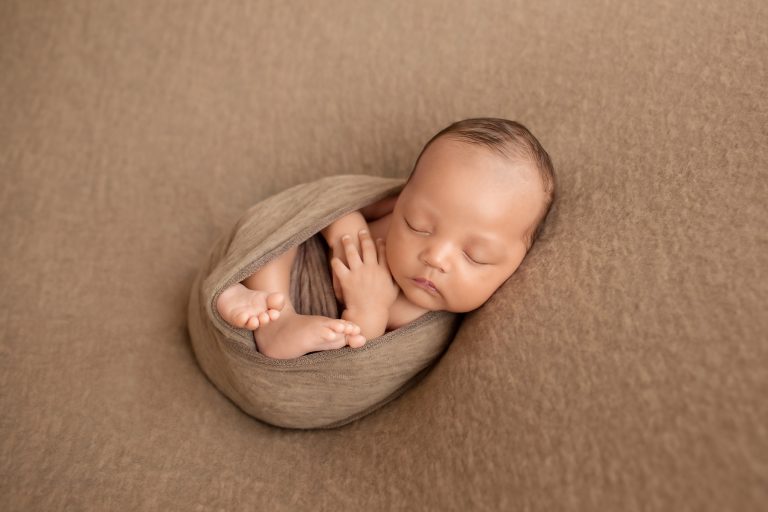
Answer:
467;232;501;245
466;237;505;261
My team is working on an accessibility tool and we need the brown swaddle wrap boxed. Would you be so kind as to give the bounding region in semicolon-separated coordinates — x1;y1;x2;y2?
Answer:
187;174;460;429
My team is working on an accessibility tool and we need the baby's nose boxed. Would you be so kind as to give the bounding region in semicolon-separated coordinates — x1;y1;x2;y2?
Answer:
421;245;451;273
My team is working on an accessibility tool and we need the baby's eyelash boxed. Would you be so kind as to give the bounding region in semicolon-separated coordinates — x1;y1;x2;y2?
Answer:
464;252;486;265
404;218;429;233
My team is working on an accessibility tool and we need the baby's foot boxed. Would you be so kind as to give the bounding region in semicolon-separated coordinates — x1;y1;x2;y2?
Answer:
255;309;366;359
215;282;286;330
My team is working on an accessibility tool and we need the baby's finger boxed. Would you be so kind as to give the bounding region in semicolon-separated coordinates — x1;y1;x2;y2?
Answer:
332;272;344;302
377;238;387;266
341;235;363;268
358;229;377;263
330;256;349;277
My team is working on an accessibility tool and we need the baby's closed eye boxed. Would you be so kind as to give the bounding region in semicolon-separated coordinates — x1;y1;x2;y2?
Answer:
405;218;429;234
464;252;490;265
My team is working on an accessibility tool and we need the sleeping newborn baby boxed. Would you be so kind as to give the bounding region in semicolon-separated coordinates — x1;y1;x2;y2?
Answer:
216;117;556;359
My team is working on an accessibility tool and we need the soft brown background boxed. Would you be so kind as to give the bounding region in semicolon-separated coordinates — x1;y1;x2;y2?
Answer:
1;0;766;511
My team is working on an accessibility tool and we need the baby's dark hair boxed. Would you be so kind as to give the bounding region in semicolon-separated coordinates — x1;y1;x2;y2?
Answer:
406;117;557;252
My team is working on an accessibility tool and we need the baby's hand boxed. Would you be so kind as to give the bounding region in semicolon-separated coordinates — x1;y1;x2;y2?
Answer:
329;242;351;304
330;229;399;315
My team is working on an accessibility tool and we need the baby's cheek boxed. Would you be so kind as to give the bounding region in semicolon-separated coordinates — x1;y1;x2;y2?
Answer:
384;240;396;268
385;239;406;272
450;278;490;312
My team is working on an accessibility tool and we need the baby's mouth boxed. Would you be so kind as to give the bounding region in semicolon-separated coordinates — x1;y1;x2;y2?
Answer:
412;277;439;295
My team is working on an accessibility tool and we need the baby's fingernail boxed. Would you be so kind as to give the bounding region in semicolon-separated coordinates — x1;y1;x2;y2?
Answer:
342;235;350;240
359;229;368;234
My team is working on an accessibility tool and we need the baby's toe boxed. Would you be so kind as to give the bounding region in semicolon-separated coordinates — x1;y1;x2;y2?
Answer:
347;334;366;348
244;316;259;330
267;309;280;321
266;292;286;312
234;311;251;327
257;311;271;325
329;321;346;333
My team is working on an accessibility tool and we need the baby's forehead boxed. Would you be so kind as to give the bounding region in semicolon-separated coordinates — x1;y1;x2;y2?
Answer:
409;163;540;202
429;143;536;182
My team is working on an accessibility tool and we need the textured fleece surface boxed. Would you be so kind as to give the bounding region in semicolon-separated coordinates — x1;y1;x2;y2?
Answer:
1;0;766;511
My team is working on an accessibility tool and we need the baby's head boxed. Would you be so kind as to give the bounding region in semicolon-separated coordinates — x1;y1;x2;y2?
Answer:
385;117;556;313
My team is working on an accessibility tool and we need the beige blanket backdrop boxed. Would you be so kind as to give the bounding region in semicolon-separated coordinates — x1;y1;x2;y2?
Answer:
1;0;766;511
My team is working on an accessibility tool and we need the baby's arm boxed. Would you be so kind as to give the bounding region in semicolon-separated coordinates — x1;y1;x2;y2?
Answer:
340;303;389;341
320;210;368;254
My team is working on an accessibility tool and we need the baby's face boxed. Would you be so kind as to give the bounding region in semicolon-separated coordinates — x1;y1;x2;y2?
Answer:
385;136;545;313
